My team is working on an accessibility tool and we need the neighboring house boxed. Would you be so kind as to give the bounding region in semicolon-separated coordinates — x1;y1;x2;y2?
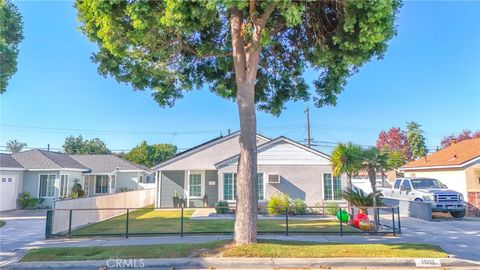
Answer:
0;149;153;211
401;138;480;216
153;131;346;208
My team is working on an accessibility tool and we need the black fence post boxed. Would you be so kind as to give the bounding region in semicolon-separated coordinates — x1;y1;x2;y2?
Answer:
376;208;380;224
45;210;53;239
285;206;289;236
180;207;184;237
68;209;72;239
339;207;343;236
391;207;396;236
397;206;401;234
125;209;130;239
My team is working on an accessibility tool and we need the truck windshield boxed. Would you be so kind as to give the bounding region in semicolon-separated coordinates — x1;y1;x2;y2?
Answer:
411;179;443;189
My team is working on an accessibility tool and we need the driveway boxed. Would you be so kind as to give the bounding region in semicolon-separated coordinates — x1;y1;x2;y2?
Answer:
0;210;46;267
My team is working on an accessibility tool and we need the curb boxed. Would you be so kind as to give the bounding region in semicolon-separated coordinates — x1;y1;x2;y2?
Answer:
8;257;480;269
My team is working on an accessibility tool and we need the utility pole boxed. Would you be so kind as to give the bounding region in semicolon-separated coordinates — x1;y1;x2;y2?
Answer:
304;108;311;148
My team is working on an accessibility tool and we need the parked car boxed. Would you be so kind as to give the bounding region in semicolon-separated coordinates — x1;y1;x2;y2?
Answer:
379;177;466;218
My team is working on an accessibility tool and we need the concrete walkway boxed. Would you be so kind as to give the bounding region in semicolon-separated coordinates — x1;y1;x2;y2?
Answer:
0;210;46;268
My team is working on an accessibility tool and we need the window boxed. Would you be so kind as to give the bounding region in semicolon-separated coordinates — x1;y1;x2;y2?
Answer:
394;179;401;189
258;173;264;200
84;176;90;196
110;175;116;189
323;173;341;201
223;173;236;201
60;175;69;198
139;175;144;183
95;175;109;194
189;174;202;197
223;173;264;201
39;175;56;197
401;180;411;190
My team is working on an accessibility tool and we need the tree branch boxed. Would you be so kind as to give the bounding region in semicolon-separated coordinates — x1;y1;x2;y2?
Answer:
230;7;247;82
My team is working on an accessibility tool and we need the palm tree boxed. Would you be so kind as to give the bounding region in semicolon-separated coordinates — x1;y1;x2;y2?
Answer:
361;147;389;224
6;140;27;153
331;142;364;190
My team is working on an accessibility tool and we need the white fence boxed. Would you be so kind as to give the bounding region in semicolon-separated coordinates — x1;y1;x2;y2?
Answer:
52;189;155;235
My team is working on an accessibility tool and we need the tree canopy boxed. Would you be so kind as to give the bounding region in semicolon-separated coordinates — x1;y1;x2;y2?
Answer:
6;139;27;153
406;121;427;159
440;130;480;149
76;0;401;115
0;0;24;93
125;141;177;168
62;135;111;154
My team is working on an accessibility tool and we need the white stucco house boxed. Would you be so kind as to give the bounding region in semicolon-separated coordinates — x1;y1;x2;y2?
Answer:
401;138;480;216
0;150;153;211
153;131;346;208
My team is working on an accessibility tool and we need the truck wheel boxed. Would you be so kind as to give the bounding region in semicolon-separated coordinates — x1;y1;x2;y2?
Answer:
450;210;465;218
414;198;423;202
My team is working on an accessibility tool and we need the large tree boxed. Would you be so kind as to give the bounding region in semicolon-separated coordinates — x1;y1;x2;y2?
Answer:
76;0;401;244
63;135;111;154
406;121;427;159
125;141;177;168
6;139;27;153
0;0;24;93
376;127;411;161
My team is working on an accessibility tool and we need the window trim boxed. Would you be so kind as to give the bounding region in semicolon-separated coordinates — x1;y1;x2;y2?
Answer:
38;174;56;198
322;173;343;202
59;174;69;198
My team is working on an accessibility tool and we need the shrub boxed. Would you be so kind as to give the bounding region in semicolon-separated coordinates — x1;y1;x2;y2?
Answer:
215;201;229;214
290;199;307;215
69;181;85;199
324;202;339;216
18;192;44;209
342;188;382;207
267;193;290;215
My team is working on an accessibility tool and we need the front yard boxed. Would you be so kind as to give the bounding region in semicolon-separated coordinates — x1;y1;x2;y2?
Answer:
21;240;447;262
72;208;355;236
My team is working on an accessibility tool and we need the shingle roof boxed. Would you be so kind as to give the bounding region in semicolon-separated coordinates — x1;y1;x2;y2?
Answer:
71;154;149;174
12;149;89;170
403;137;480;169
0;153;24;169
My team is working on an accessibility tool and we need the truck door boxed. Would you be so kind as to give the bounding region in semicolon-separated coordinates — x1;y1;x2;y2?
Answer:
400;180;413;199
392;179;402;198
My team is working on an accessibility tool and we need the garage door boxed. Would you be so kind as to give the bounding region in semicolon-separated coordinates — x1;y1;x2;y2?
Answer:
0;176;17;211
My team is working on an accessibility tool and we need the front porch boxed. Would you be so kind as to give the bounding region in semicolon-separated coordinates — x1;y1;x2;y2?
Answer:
82;174;117;197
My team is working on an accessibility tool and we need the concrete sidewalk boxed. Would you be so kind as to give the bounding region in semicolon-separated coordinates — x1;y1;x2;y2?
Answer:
8;257;480;270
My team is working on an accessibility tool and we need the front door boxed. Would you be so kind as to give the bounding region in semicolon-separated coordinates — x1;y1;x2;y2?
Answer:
0;176;17;211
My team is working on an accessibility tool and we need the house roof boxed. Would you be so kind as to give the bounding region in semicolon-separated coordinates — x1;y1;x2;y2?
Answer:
11;149;90;171
215;136;331;168
71;154;150;174
0;153;24;169
152;131;270;170
402;137;480;170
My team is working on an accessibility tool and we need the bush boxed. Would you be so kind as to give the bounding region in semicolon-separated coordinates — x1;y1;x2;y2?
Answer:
18;192;44;209
342;188;382;207
290;199;307;215
69;182;85;199
267;193;290;215
215;201;229;214
324;202;339;216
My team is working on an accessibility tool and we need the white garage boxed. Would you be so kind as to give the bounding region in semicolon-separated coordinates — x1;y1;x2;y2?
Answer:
0;154;25;212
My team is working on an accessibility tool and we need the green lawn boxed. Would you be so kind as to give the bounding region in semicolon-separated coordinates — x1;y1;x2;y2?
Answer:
72;208;354;236
21;240;447;262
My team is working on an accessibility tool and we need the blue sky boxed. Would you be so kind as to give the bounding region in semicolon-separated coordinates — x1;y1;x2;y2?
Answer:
1;1;479;154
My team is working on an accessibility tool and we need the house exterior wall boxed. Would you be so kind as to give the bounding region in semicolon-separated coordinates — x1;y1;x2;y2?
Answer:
218;164;343;206
159;135;269;171
116;172;142;191
465;161;480;192
23;170;60;208
159;170;185;207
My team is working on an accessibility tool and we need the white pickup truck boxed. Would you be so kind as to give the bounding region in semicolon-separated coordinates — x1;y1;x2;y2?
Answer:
380;177;466;218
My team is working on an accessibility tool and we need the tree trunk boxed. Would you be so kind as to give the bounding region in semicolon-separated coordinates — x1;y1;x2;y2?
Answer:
234;81;258;245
